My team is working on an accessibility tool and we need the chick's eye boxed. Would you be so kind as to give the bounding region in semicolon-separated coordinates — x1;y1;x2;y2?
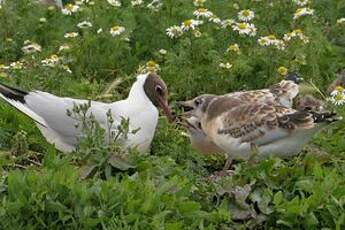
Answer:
155;85;164;96
194;99;201;106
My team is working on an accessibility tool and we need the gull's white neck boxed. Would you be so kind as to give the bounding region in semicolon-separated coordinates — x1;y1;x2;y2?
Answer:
127;74;153;106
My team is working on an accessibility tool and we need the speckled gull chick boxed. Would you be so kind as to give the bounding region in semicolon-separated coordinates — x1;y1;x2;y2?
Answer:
179;93;341;169
0;73;174;153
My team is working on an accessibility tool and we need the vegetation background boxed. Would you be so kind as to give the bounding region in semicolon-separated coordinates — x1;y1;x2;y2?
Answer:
0;0;345;229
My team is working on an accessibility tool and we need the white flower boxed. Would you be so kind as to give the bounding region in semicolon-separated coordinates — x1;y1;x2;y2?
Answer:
208;15;222;25
232;22;257;36
61;4;80;15
337;18;345;24
110;25;125;36
131;0;143;6
193;0;206;7
258;35;286;50
77;21;93;29
159;49;167;55
62;65;72;74
193;8;213;19
181;19;203;31
283;29;309;44
10;61;24;70
58;44;70;52
226;43;240;53
221;19;235;28
41;54;60;67
39;17;47;23
328;86;345;106
0;64;10;70
97;28;103;34
238;9;255;22
22;42;42;54
292;0;309;7
293;7;314;20
107;0;121;7
219;62;232;70
64;32;79;38
147;0;162;11
166;25;183;39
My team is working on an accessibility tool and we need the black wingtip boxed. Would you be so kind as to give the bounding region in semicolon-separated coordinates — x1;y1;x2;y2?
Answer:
0;83;28;103
310;111;341;123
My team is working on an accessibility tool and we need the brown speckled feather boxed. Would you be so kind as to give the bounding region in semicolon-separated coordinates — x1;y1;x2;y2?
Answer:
204;97;314;146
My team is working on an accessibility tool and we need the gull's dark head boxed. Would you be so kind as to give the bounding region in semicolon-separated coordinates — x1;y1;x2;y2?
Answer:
143;73;174;122
284;71;303;84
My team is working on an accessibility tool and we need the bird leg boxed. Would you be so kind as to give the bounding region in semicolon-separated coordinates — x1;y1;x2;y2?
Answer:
223;155;233;171
248;143;258;164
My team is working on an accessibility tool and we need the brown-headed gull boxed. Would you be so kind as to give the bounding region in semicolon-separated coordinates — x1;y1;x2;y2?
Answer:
0;73;174;153
179;94;341;169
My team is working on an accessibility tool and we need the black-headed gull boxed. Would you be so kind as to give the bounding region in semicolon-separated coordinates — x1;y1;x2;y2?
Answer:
0;73;174;153
179;94;341;169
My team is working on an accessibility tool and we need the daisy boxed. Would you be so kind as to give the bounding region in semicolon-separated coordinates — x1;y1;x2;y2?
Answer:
292;0;309;7
41;54;60;67
232;22;257;36
293;7;314;20
62;65;72;74
61;4;80;15
329;86;345;106
10;61;24;70
97;28;103;34
192;29;202;38
277;66;288;76
283;29;309;43
131;0;143;6
337;18;345;24
58;44;71;52
258;35;286;50
219;62;232;70
39;17;47;23
147;0;162;11
238;9;255;22
110;25;125;36
226;43;240;53
221;19;235;28
0;64;10;70
181;19;203;31
193;8;213;19
107;0;121;7
159;49;167;55
193;0;206;7
77;21;93;29
166;25;183;38
22;42;42;54
208;15;222;25
64;32;79;38
145;60;160;73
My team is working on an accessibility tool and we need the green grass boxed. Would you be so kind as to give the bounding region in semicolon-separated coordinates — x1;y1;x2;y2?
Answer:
0;0;345;229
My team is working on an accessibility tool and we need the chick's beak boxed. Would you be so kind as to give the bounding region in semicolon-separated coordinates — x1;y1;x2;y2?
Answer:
176;100;195;110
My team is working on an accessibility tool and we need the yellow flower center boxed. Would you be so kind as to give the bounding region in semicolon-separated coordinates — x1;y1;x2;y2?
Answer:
335;93;343;101
238;23;247;29
277;66;288;76
268;35;276;40
198;8;207;13
183;20;193;27
335;86;344;92
147;60;157;67
242;10;250;17
66;4;74;11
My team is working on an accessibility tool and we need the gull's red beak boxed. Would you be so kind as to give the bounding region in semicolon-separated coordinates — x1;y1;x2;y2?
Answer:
157;98;175;123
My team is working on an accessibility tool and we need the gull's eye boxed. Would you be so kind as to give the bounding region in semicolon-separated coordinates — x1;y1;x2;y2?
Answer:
155;85;164;96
